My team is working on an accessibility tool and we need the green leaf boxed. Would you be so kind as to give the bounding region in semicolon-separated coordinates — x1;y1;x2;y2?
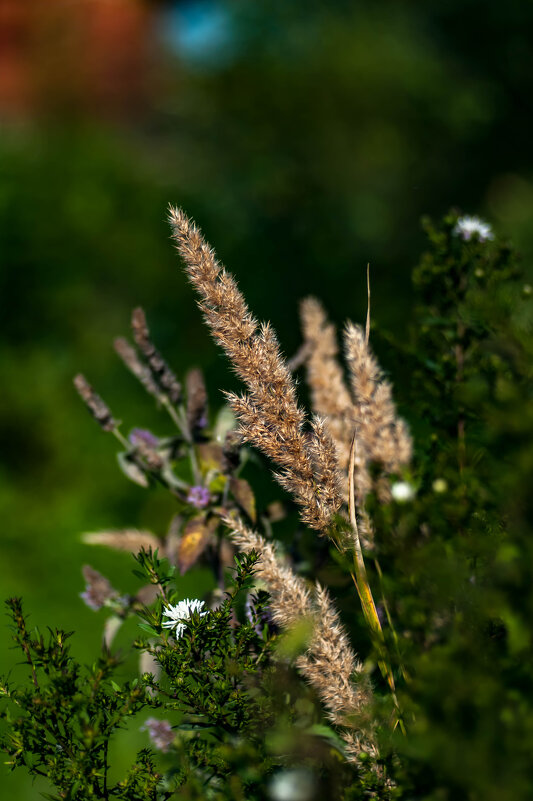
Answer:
275;618;314;658
138;623;159;637
176;721;216;731
117;451;149;488
177;516;216;575
308;723;347;752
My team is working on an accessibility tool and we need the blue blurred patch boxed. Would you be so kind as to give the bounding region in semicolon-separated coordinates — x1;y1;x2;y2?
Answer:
157;0;236;70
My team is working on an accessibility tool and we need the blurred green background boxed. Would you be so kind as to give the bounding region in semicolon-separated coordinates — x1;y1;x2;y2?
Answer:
1;0;533;796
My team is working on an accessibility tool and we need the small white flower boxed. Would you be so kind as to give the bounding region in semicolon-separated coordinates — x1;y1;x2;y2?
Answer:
162;598;207;638
268;769;315;801
453;215;493;242
391;481;416;503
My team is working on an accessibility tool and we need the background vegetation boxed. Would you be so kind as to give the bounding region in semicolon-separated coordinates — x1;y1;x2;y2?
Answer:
2;1;533;797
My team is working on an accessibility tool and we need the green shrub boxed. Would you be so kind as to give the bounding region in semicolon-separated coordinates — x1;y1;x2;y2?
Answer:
2;210;532;800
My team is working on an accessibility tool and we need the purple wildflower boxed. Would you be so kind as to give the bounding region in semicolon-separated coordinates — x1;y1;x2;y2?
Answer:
187;485;211;509
129;428;159;449
196;414;208;430
141;718;175;752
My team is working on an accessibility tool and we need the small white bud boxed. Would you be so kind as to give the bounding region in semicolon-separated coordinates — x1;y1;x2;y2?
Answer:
391;481;416;502
268;769;315;801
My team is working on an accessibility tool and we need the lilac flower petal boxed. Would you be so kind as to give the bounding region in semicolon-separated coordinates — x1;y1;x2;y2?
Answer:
129;428;159;448
187;485;211;509
142;717;175;752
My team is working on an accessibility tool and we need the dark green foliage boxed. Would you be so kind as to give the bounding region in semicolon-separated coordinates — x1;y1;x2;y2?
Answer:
131;550;353;800
370;213;533;800
0;598;156;800
1;554;354;800
135;549;276;733
140;551;279;798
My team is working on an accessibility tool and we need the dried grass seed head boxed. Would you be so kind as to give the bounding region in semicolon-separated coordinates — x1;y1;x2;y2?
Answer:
344;321;412;474
114;336;160;399
227;518;376;758
73;373;116;432
225;517;312;628
83;529;162;555
169;207;342;531
300;297;356;473
131;307;182;405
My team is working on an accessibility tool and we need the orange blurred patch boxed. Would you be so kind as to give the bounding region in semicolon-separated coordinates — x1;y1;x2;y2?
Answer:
0;0;158;119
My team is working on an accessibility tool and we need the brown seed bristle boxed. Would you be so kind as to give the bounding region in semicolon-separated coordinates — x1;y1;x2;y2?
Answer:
227;518;378;763
300;299;411;547
73;374;116;432
306;416;343;520
226;517;312;628
300;297;355;474
185;367;208;431
344;322;412;473
114;337;160;399
343;321;412;533
131;307;182;405
297;582;372;725
83;529;162;555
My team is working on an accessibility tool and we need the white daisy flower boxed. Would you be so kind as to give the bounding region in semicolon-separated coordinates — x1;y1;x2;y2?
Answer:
162;598;207;638
453;215;493;242
391;481;416;502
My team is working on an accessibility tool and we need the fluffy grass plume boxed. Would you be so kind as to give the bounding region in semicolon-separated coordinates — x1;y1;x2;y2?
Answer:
226;516;377;764
169;206;343;531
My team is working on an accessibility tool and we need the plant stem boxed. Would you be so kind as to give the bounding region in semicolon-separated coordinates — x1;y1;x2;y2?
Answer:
103;738;109;801
373;556;409;684
348;431;405;731
112;427;131;450
455;274;467;475
162;397;201;484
